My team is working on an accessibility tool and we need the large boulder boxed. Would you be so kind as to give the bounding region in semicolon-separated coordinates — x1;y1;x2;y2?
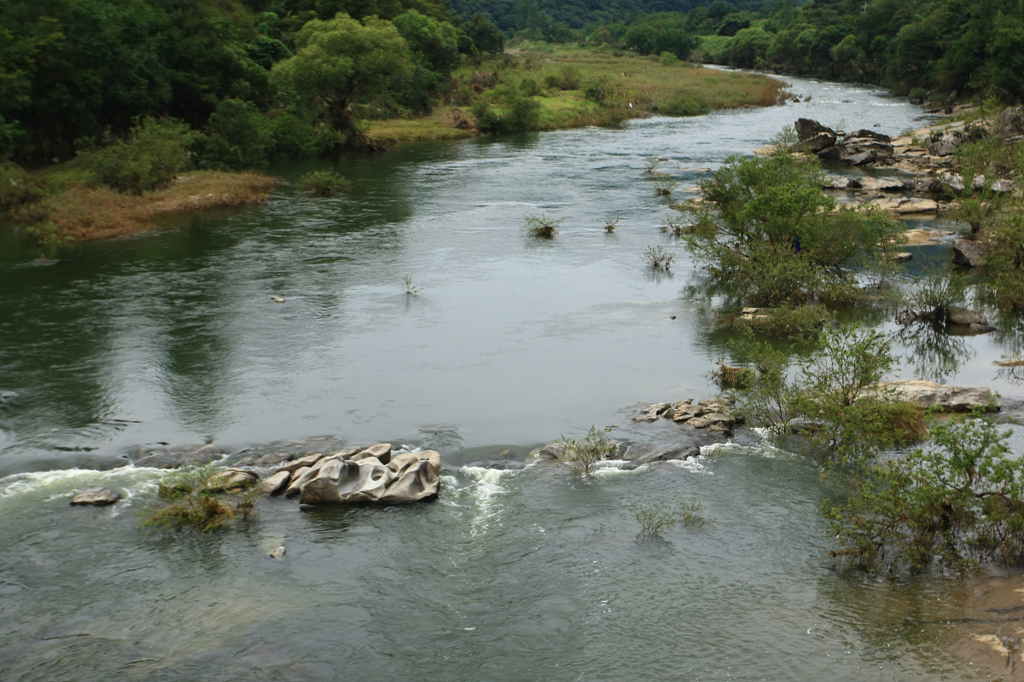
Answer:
623;444;700;465
880;380;999;412
953;239;987;267
70;487;121;506
927;130;963;156
843;150;878;166
207;468;260;493
298;450;441;505
947;306;988;326
795;118;835;141
1000;106;1024;139
797;132;837;153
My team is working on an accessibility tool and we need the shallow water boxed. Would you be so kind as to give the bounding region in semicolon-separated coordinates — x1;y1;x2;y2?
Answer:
0;73;1015;681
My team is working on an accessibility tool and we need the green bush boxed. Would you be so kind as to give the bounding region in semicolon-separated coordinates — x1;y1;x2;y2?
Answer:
472;85;541;135
560;425;617;477
681;148;901;307
523;213;563;238
299;170;351;197
519;78;541;97
659;51;681;66
0;161;45;212
199;99;273;170
825;418;1024;573
660;93;711;117
77;117;197;194
631;500;707;538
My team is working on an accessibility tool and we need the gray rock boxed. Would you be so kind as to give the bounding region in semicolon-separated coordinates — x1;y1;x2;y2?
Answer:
846;129;891;143
261;470;291;495
70;487;121;506
133;443;223;469
816;145;847;160
233;452;293;468
843;150;878;166
284;457;331;497
927;130;963;156
1001;107;1024;138
276;453;324;474
797;131;837;153
634;403;670;422
880;380;1000;412
351;443;392;465
947;306;988;326
207;468;259;493
624;444;700;465
953;239;987;267
970;323;998;333
795;118;835;141
526;443;566;463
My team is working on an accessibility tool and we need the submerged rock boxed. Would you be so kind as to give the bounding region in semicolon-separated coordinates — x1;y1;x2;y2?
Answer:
70;487;121;506
207;468;260;493
947;306;988;326
132;443;224;469
624;444;700;465
634;403;670;422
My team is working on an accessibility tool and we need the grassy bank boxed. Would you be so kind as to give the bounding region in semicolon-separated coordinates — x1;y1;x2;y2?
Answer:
362;43;790;144
6;170;276;243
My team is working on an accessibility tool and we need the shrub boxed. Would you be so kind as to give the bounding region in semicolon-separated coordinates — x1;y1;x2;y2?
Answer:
560;425;618;476
660;93;711;117
299;169;351;197
471;84;541;135
559;66;584;90
895;263;968;324
523;213;563;238
720;304;833;339
653;175;677;195
681;148;901;308
0;162;46;213
581;77;612;102
199;99;273;170
77;117;197;194
519;78;541;97
643;156;662;173
825;418;1024;573
659;51;681;66
631;500;707;538
142;464;259;533
604;216;619;232
644;245;674;271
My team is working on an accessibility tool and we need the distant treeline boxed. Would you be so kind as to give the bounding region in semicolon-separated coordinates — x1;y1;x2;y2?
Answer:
455;0;1024;101
0;0;505;161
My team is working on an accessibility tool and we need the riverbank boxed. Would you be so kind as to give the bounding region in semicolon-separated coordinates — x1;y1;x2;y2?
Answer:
363;44;790;144
4;170;276;243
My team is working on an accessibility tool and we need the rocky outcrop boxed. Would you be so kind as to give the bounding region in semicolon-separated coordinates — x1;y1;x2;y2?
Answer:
946;306;988;326
879;380;1000;412
298;449;441;504
1001;106;1024;139
261;470;291;495
622;444;700;465
70;487;121;506
635;397;742;434
927;129;964;156
952;239;987;267
795;119;837;153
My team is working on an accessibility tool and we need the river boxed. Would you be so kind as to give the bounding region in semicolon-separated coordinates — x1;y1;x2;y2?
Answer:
0;73;1018;680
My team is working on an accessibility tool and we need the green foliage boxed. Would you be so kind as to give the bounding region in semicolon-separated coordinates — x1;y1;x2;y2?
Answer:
393;9;459;75
299;169;351;196
200;99;273;170
681;149;900;308
721;304;833;339
652;174;677;195
659;92;711;116
659;51;681;66
623;18;697;59
825;418;1024;573
464;12;505;54
581;76;612;102
895;263;968;324
142;464;259;534
77;117;197;194
523;213;563;238
560;425;618;477
472;84;541;134
738;326;925;467
631;500;708;538
0;161;45;212
269;14;414;146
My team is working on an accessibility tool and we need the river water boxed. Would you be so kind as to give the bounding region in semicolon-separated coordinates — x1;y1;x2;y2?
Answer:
0;74;1018;680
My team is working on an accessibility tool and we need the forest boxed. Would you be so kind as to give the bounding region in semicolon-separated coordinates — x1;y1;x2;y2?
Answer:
0;0;1021;166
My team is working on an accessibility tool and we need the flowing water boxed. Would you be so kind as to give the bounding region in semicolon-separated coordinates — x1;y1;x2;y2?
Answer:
1;73;1020;681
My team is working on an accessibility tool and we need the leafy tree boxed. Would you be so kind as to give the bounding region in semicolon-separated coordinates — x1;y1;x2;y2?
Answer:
269;13;413;149
76;117;197;194
393;9;459;74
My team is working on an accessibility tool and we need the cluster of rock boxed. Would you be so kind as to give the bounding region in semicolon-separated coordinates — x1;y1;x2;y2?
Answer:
72;442;441;508
634;397;742;434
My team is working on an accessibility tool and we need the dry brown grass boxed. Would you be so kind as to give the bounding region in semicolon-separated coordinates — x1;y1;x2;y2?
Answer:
13;171;276;241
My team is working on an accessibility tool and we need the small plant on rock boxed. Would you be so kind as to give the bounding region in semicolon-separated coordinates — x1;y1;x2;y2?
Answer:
141;464;260;533
560;425;618;477
403;275;420;295
604;216;620;233
643;155;661;174
644;245;674;271
524;213;563;238
653;175;677;195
